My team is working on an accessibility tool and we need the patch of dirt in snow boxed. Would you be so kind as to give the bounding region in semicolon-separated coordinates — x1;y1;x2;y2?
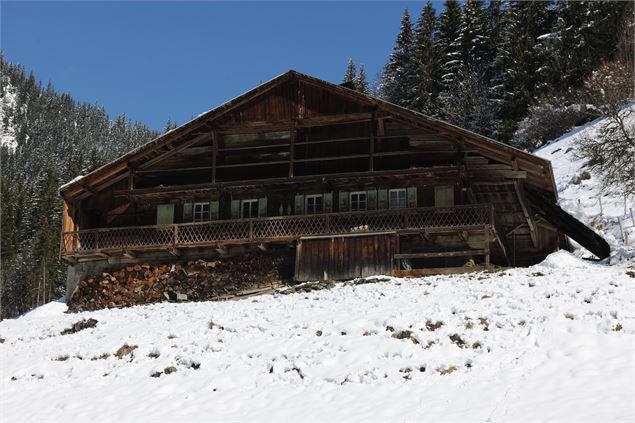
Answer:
535;107;635;262
1;251;633;422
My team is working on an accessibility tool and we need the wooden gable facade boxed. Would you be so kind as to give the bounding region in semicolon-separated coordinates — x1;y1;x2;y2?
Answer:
59;71;609;283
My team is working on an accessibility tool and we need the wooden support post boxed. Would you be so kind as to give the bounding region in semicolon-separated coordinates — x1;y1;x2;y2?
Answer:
513;181;539;248
127;167;134;190
369;111;376;172
484;224;491;268
212;130;219;184
289;123;296;178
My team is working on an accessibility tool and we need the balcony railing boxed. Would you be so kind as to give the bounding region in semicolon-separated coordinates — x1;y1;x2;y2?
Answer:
61;204;493;257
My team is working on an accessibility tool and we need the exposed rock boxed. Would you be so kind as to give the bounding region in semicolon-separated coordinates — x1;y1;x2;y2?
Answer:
60;318;98;335
115;344;138;359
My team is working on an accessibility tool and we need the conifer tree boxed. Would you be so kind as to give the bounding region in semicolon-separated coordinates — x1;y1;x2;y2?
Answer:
436;0;463;92
413;1;440;115
460;0;488;69
355;65;370;94
343;58;357;85
378;9;418;107
493;1;553;142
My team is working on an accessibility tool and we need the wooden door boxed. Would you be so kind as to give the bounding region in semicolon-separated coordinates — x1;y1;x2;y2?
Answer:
295;233;396;281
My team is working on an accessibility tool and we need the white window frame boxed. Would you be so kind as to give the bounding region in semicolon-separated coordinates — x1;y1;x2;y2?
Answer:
241;199;259;218
389;188;407;209
193;202;210;222
350;191;367;212
305;194;324;214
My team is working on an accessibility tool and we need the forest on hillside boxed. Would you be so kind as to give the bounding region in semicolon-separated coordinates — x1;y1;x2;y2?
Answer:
0;0;633;319
0;53;158;318
344;0;633;148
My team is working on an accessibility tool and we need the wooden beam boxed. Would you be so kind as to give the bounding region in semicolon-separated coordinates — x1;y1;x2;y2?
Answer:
136;166;213;174
138;133;211;171
370;111;376;172
514;181;539;248
212;130;219;184
394;249;486;259
289;123;296;177
392;266;484;277
113;166;462;197
123;250;136;259
216;160;288;169
296;112;373;128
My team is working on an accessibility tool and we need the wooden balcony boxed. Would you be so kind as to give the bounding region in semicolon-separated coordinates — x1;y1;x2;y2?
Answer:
60;204;495;263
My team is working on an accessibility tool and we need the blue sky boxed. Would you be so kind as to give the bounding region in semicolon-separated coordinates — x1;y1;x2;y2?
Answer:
1;1;434;131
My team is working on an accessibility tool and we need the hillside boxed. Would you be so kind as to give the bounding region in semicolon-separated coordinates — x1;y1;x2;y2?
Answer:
535;107;635;261
1;252;634;422
0;55;159;319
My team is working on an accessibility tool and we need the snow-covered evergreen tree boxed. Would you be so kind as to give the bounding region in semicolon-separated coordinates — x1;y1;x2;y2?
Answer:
436;0;463;93
378;9;418;107
342;58;357;85
355;65;370;95
493;1;553;142
413;1;440;116
0;54;158;318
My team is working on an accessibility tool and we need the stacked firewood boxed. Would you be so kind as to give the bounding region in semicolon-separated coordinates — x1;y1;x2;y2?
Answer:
68;252;293;312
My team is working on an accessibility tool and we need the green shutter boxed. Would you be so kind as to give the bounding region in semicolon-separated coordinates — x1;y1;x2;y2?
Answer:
156;204;174;225
338;191;349;212
367;188;377;210
434;185;454;207
323;192;333;213
378;189;388;209
258;197;268;217
407;187;418;208
294;194;305;215
182;203;193;221
230;199;240;219
210;201;219;220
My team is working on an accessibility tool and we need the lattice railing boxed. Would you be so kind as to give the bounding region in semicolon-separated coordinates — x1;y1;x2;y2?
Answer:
61;204;492;256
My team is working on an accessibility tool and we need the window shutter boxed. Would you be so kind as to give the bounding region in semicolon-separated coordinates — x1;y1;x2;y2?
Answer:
210;201;219;220
230;199;240;219
323;192;333;213
378;189;388;209
156;204;174;225
338;191;349;212
294;194;305;215
182;203;193;221
367;188;377;210
407;187;417;208
434;185;454;207
258;197;268;217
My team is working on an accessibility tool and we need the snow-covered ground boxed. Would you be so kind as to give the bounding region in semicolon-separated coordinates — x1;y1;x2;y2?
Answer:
1;251;634;422
536;108;635;262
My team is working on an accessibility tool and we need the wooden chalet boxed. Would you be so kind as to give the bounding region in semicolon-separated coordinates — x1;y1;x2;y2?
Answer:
59;70;609;290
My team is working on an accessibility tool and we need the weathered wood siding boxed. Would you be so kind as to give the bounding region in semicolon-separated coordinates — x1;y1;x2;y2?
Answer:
295;233;395;281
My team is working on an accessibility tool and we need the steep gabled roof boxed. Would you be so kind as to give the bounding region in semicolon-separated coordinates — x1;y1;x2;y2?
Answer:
60;70;556;199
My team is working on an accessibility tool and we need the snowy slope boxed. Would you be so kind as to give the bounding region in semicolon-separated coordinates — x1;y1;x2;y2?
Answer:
1;251;634;422
0;79;18;151
535;108;635;261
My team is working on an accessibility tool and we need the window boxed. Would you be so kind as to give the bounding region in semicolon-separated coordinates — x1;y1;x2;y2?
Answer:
193;202;210;222
389;189;407;209
241;199;259;218
350;191;367;212
305;194;323;214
